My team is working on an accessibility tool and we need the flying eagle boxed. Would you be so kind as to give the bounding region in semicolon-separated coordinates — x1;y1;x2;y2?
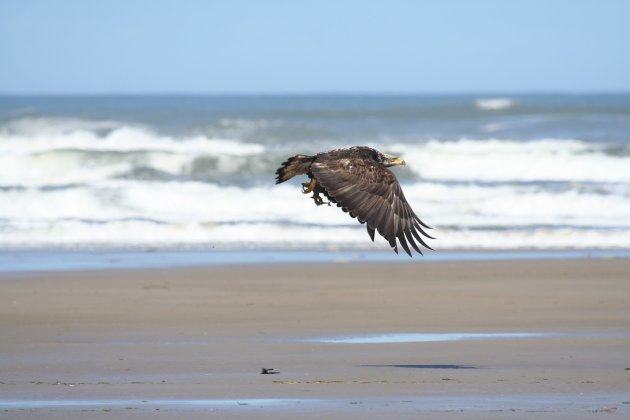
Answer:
275;146;434;256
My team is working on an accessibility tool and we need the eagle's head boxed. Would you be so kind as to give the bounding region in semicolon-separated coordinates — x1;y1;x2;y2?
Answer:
351;146;406;167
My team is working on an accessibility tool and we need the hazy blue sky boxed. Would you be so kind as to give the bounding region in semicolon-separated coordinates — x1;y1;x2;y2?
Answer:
1;0;629;94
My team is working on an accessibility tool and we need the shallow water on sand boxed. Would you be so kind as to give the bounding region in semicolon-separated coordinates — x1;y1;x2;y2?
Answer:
1;395;627;415
1;248;629;273
312;332;551;344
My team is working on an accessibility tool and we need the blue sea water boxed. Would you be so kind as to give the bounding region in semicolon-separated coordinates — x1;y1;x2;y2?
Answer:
2;249;628;273
1;94;629;251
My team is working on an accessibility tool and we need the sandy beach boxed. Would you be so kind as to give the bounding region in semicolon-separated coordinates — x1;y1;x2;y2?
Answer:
1;257;629;418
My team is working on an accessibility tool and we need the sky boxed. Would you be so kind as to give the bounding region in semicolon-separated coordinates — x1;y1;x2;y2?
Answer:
1;0;629;94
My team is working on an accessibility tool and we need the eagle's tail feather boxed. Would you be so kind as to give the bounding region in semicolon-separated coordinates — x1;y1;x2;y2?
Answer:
275;155;315;184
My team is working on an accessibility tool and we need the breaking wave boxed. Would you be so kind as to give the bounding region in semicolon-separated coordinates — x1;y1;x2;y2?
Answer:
475;97;514;110
390;138;630;183
2;117;630;187
1;108;629;250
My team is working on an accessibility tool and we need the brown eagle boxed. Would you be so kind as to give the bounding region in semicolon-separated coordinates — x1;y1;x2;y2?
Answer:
275;146;433;256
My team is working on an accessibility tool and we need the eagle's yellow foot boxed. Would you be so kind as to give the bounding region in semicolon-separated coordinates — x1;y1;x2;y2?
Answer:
302;178;316;194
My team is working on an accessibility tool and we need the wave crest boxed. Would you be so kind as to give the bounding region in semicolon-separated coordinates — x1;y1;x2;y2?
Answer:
390;139;630;183
475;98;514;110
0;117;266;186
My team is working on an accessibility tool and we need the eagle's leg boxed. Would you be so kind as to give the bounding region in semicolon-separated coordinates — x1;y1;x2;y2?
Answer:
312;184;331;206
312;189;324;206
302;178;330;206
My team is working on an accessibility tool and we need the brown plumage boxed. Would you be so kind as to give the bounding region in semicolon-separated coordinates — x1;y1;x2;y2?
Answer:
275;146;433;256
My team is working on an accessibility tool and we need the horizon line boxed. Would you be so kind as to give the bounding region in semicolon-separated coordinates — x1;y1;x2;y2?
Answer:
1;89;630;97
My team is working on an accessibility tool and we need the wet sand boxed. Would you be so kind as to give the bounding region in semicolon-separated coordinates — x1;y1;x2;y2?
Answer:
1;258;629;418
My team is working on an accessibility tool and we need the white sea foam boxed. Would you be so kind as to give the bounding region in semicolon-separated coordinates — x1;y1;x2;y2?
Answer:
403;182;630;228
2;218;629;249
0;118;265;186
475;98;514;110
3;122;630;187
1;115;629;249
0;117;264;155
391;139;630;183
7;179;629;230
1;180;629;249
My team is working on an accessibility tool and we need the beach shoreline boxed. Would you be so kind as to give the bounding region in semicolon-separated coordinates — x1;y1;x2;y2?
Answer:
1;257;629;418
2;247;630;273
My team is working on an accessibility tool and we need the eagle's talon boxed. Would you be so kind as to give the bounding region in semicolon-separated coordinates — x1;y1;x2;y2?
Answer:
314;198;331;206
302;179;316;194
312;193;324;206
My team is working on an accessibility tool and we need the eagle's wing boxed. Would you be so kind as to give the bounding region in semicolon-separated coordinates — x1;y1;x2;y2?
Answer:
311;157;433;256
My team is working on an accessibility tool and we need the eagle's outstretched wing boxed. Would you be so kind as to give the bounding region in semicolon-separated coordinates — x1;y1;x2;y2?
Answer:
311;156;433;256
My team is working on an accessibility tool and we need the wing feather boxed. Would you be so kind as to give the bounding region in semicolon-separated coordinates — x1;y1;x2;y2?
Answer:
405;229;422;254
397;230;411;256
366;225;376;242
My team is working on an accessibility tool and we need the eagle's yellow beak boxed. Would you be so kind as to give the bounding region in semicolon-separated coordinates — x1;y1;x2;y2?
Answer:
384;155;406;167
391;157;406;166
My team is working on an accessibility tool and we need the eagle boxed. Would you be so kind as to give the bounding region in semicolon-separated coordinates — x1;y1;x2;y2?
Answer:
275;146;434;256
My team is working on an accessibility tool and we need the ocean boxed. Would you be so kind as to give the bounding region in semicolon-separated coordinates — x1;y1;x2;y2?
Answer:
1;94;629;251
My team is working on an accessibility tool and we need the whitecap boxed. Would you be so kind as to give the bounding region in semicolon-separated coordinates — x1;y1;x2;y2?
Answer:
390;138;630;183
2;180;630;249
475;98;514;110
0;117;265;187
